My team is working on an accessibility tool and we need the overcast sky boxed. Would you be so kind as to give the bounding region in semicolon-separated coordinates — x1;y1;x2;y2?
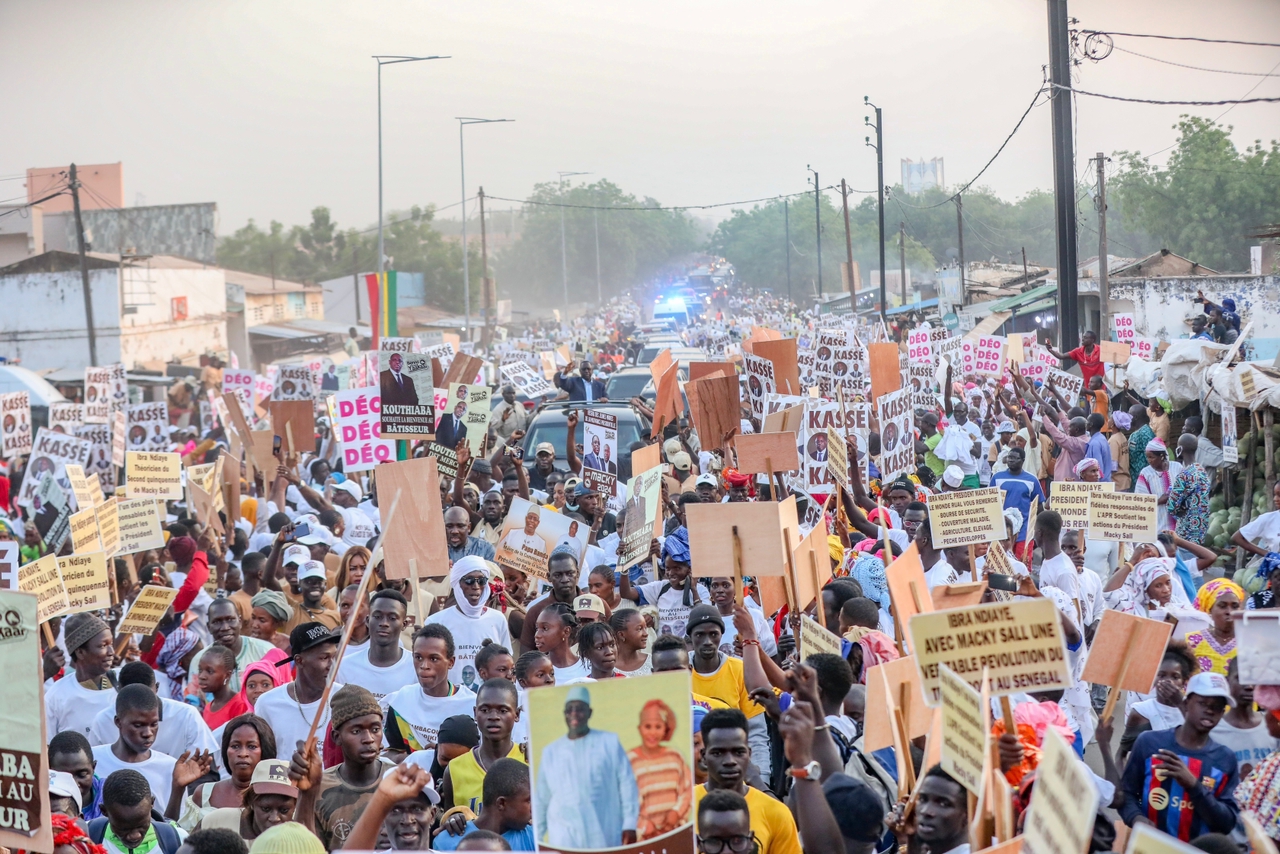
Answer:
3;0;1277;234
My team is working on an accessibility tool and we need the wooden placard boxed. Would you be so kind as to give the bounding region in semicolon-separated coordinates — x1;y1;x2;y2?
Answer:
964;311;1013;339
940;662;987;795
1079;610;1174;694
251;430;277;481
864;655;934;751
1087;491;1158;542
886;543;935;628
909;598;1071;707
58;551;110;614
762;402;804;435
753;338;801;396
686;496;798;579
1022;727;1100;854
688;373;740;453
221;391;257;481
631;442;661;476
652;362;682;436
125;451;183;500
189;481;224;536
934;581;990;610
117;585;179;635
17;554;69;622
0;589;54;854
869;341;902;400
269;400;316;455
927;488;1006;549
377;456;449;580
1098;340;1131;364
792;517;834;612
735;432;799;474
688;361;736;383
757;575;788;616
443;353;485;386
648;348;674;384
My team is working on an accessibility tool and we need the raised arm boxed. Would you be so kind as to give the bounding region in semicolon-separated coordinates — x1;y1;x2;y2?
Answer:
736;606;789;692
452;443;482;528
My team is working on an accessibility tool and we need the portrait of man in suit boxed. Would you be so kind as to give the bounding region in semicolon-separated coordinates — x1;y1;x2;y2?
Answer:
435;400;468;449
380;352;419;407
600;443;617;475
808;431;828;462
582;434;605;472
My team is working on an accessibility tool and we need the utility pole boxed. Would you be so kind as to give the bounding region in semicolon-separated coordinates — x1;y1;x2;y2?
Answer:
899;221;908;304
807;166;822;296
69;163;98;366
1048;0;1080;350
593;209;602;305
352;245;361;325
1095;152;1110;339
864;98;886;325
479;186;491;348
955;193;966;301
784;198;792;301
841;179;854;298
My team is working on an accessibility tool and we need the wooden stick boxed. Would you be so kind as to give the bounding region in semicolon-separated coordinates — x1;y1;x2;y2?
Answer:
808;549;826;627
731;526;745;608
782;527;800;616
999;695;1016;736
408;558;425;628
894;706;917;792
304;490;402;754
285;422;296;456
968;543;978;582
1101;645;1136;724
908;580;924;614
41;622;56;648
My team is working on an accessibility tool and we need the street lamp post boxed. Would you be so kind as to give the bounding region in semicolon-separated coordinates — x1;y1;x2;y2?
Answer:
807;166;822;297
457;117;513;340
557;171;590;315
865;97;886;326
374;55;449;326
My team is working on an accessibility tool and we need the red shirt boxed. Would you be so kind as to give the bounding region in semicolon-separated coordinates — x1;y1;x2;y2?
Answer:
1066;345;1105;384
202;692;251;730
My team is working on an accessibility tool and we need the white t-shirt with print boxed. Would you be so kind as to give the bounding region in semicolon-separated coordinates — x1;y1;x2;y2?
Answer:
45;677;116;740
337;646;418;706
381;683;477;751
254;682;344;760
637;581;699;639
718;607;779;658
424;606;512;693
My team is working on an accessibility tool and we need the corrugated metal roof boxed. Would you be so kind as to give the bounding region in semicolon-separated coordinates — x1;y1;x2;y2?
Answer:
986;282;1057;313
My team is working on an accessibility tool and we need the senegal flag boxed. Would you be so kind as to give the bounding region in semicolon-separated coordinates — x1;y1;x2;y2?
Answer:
363;270;399;347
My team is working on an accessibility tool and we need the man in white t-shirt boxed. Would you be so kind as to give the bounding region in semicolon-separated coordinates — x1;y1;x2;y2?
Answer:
254;622;343;759
89;662;220;760
707;577;778;658
425;556;511;692
46;613;117;740
331;480;378;548
337;589;417;705
91;684;212;814
1035;511;1082;617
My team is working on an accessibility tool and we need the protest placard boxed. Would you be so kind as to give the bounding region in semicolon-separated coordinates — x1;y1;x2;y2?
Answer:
909;362;936;410
110;409;126;467
651;361;681;436
1087;491;1158;542
32;472;71;553
1124;823;1202;854
734;432;799;475
864;656;935;751
496;496;585;582
753;337;801;395
826;425;849;490
527;670;694;854
909;597;1071;706
125;451;182;499
76;421;115;494
58;551;110;614
501;361;557;399
83;366;113;423
86;471;105;506
927;488;1006;549
438;383;489;455
272;364;315;400
1021;727;1099;854
222;368;255;398
125;402;169;452
117;584;179;636
49;402;82;433
981;539;1018;589
1080;610;1174;719
940;662;987;795
95;497;120;557
379;346;436;439
269;400;316;455
18;554;69;622
70;508;102;554
1098;340;1131;364
687;496;798;580
0;391;32;458
0;588;53;853
0;542;16;591
970;335;1007;377
907;324;936;365
618;465;662;573
799;614;844;661
688;373;740;452
630;442;660;476
877;387;914;481
886;543;934;631
19;428;92;509
1049;481;1115;529
115;498;165;554
869;341;902;400
1046;368;1084;403
762;400;804;435
582;410;620;498
742;352;776;420
63;463;93;511
804;401;870;491
792;517;834;615
334;388;394;472
377;456;449;581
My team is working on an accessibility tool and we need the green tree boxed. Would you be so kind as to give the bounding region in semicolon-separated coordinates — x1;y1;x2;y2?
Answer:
1111;117;1280;272
493;180;700;306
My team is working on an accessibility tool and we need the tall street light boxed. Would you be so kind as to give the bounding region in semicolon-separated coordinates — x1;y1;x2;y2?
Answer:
457;117;513;340
807;166;822;297
865;97;886;326
374;55;449;314
557;171;590;315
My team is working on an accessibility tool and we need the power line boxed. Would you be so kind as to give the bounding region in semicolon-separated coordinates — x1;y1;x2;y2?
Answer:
484;184;861;213
1077;29;1280;49
1050;82;1280;105
1109;44;1280;77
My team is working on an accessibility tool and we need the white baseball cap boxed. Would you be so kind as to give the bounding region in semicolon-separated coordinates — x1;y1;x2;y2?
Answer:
283;544;311;565
1186;672;1232;701
49;770;81;811
298;560;327;582
333;480;363;501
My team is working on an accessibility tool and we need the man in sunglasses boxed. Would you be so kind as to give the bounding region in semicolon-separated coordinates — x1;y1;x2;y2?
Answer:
697;790;756;854
424;555;512;692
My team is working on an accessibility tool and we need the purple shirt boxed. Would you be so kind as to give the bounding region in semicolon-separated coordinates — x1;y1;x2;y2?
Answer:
1042;416;1089;484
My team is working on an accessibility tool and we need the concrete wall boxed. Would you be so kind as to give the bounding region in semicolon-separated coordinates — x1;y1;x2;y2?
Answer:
0;268;123;368
119;266;227;367
1109;274;1280;361
27;163;122;213
44;203;218;264
0;205;43;268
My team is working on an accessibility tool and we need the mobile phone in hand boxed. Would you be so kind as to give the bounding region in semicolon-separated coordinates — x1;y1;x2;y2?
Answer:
986;573;1019;592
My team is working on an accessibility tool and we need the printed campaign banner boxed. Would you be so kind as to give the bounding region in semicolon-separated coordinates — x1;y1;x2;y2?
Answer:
1;391;32;458
19;428;93;509
582;410;620;498
126;402;170;452
379;347;436;439
495;496;586;581
271;364;314;400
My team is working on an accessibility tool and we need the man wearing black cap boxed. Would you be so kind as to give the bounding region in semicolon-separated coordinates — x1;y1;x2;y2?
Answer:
253;623;343;759
572;482;616;537
47;612;117;739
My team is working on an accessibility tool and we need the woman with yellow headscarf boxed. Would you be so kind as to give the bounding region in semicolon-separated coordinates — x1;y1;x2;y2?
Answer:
1185;578;1246;676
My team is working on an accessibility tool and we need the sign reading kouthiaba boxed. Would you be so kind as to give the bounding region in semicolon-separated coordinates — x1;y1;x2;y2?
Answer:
909;597;1071;706
926;487;1006;549
379;346;436;439
876;388;914;481
1087;491;1158;542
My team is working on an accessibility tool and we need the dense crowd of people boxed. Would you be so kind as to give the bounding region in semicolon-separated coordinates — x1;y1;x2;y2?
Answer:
14;287;1280;854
